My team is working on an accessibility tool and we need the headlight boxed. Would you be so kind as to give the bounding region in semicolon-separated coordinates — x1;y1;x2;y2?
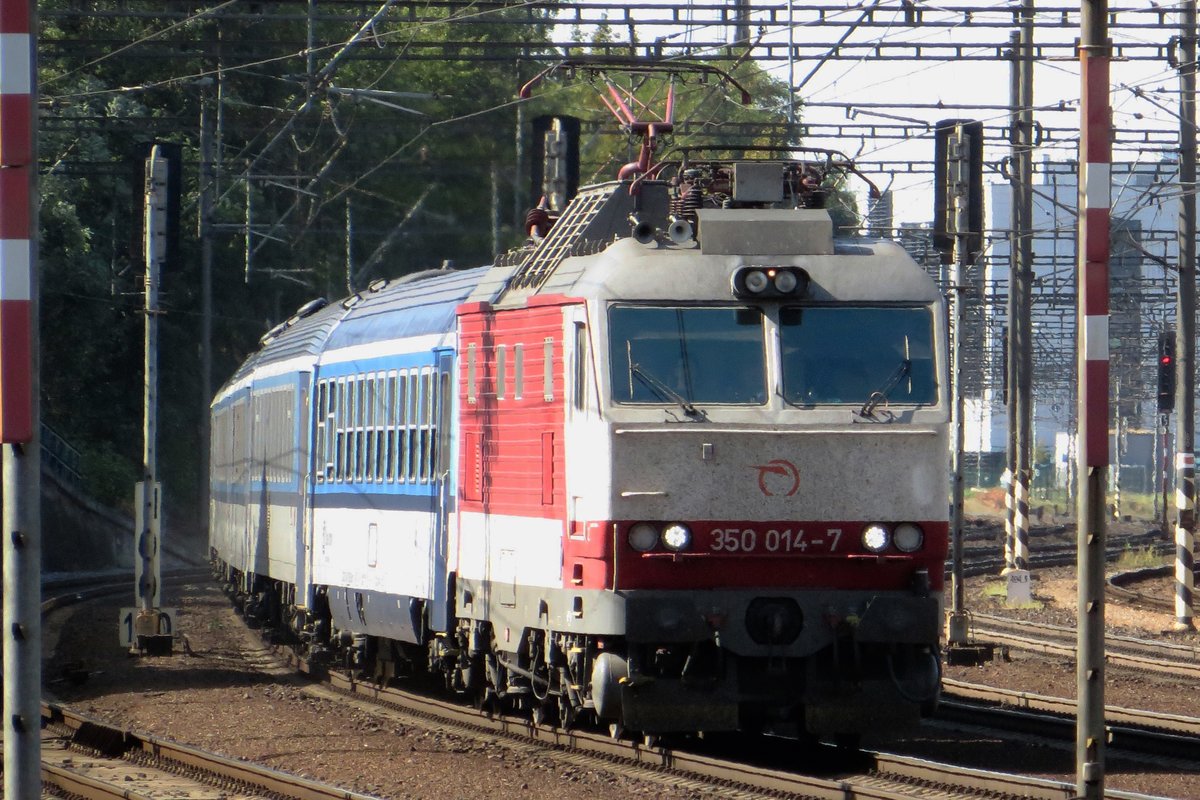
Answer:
661;523;692;552
861;523;890;553
773;269;798;293
743;269;769;293
628;522;659;552
893;522;924;553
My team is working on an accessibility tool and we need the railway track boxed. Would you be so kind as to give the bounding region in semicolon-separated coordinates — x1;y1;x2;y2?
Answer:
941;680;1200;749
273;632;1168;800
32;573;382;800
968;611;1200;679
39;702;379;800
34;562;1180;800
957;528;1167;577
1108;565;1176;613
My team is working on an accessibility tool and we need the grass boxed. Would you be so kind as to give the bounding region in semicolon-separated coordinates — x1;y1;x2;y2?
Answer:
980;578;1044;610
963;485;1168;523
1115;544;1167;571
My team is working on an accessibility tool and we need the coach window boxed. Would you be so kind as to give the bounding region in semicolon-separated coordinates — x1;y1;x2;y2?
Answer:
345;379;357;482
384;373;397;482
359;378;369;482
779;306;937;407
496;344;507;401
514;343;524;400
375;375;387;482
572;322;587;412
333;383;342;482
395;372;408;483
407;369;419;483
437;370;452;476
356;377;368;481
543;337;554;401
362;376;375;482
467;343;477;404
374;374;386;482
419;368;433;482
346;378;355;482
325;380;337;481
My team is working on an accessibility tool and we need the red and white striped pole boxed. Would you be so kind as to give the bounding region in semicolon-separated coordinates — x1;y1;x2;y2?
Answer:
1076;2;1109;798
0;0;33;442
1;0;40;797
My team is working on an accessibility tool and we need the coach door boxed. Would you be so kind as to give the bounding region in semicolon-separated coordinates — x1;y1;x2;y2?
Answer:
428;350;455;632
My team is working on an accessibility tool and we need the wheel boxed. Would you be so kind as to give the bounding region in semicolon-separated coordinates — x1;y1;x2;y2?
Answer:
531;700;552;727
608;722;624;740
557;694;576;730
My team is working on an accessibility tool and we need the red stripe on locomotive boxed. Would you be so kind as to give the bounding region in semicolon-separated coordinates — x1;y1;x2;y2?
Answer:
563;520;948;592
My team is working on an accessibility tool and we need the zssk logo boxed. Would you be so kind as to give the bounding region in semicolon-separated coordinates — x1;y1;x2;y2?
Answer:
753;459;800;497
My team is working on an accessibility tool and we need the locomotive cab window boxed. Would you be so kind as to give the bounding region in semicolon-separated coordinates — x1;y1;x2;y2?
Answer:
609;306;766;406
780;306;937;407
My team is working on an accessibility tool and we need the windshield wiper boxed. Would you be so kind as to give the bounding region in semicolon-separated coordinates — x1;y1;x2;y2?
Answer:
859;359;912;418
630;362;706;420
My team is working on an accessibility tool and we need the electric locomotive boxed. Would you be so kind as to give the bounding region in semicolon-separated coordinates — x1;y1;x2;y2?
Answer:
211;71;949;742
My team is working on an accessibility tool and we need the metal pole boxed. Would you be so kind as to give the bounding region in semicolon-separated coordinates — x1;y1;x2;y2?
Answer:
1014;3;1034;570
1113;387;1122;518
787;0;795;127
1175;0;1197;632
491;163;500;257
1076;1;1110;796
136;149;167;641
2;1;41;793
947;125;969;645
1154;410;1161;523
1005;32;1020;573
514;98;525;226
200;81;215;534
345;196;354;293
244;175;252;282
1164;414;1173;532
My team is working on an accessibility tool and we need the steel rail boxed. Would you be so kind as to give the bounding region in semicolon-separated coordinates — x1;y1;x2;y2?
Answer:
284;651;1160;800
1107;565;1175;612
970;610;1200;661
41;760;159;800
967;625;1200;679
42;701;378;800
942;679;1200;738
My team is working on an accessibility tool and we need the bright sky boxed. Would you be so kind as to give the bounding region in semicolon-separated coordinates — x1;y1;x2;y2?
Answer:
753;4;1182;224
596;0;1186;225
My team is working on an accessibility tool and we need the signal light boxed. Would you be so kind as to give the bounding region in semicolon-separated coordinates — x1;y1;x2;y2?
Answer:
732;266;810;299
1158;330;1176;413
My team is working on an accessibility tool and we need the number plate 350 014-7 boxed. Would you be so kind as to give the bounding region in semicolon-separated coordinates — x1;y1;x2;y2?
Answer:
707;525;844;555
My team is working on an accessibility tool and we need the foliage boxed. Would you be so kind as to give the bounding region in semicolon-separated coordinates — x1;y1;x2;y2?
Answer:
35;4;841;523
